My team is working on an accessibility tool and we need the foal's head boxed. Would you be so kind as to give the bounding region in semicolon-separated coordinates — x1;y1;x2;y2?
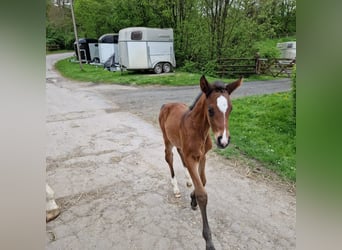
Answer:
200;75;243;149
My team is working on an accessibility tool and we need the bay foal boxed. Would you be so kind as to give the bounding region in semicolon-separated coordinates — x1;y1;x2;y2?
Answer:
159;75;242;249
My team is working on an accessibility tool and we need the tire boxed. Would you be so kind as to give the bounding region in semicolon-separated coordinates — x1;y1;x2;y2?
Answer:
93;57;100;63
153;63;163;74
162;62;172;73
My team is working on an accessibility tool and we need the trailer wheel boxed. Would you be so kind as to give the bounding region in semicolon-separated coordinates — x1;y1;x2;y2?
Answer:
154;63;163;74
93;57;100;63
162;63;172;73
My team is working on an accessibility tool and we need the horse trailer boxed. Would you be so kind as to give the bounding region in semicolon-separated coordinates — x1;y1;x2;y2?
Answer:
73;38;99;63
276;41;296;59
118;27;176;74
98;33;119;64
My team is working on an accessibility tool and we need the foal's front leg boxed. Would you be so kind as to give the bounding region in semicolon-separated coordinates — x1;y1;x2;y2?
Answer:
191;155;207;209
190;191;197;210
199;155;207;186
186;157;215;250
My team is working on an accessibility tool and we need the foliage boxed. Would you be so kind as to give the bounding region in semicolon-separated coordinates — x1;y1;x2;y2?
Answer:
201;60;219;77
253;39;281;58
46;0;74;49
180;59;218;77
217;92;296;182
73;0;117;38
46;0;296;69
253;35;296;58
252;35;296;58
180;60;200;74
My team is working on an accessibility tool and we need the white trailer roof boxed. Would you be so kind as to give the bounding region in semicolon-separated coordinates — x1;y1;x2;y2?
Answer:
118;27;173;42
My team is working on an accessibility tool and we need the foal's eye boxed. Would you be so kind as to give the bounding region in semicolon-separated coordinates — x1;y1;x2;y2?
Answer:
208;107;215;117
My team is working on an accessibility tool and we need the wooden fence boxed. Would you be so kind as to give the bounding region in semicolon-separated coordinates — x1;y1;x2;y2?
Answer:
216;58;257;77
257;58;296;77
216;57;296;78
46;44;61;51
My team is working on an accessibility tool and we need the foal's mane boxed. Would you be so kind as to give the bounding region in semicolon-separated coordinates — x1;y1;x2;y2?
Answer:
189;81;226;110
189;92;203;110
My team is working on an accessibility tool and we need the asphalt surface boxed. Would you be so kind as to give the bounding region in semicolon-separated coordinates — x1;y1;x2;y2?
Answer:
46;52;295;250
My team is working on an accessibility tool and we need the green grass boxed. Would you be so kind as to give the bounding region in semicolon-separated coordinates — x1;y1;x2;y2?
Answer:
217;92;296;182
55;56;278;86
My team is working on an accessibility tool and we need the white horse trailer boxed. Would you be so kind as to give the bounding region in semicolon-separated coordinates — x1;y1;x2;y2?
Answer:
118;27;176;74
98;33;119;64
276;41;296;59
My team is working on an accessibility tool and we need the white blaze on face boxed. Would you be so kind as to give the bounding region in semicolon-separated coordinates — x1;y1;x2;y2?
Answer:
217;95;228;113
217;95;229;145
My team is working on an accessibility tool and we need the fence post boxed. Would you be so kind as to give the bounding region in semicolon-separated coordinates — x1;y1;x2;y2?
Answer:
254;52;261;74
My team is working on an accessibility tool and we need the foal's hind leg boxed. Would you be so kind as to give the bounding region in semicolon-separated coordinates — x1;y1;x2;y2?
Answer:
164;143;181;198
177;148;193;187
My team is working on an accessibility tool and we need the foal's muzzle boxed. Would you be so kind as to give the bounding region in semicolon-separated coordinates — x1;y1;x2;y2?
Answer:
217;135;230;149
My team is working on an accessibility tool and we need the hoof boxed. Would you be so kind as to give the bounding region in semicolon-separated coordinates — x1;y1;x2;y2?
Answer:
205;240;215;250
190;200;198;210
186;181;192;187
206;245;216;250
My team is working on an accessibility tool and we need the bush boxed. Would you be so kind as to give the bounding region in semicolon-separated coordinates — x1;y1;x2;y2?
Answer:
180;60;199;73
253;39;281;58
201;60;218;77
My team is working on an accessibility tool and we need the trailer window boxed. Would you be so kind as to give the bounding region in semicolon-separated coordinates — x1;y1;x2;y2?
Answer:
131;31;142;40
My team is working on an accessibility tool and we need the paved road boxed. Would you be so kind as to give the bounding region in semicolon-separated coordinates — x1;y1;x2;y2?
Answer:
46;52;295;250
94;78;291;126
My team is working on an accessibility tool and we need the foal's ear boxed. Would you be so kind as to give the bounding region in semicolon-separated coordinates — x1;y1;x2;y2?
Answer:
200;75;212;95
226;76;243;94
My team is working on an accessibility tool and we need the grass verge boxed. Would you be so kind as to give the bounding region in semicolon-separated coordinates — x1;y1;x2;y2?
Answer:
216;92;296;182
55;56;278;86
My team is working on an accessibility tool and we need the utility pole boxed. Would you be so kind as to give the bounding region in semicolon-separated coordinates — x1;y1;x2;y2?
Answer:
70;0;83;70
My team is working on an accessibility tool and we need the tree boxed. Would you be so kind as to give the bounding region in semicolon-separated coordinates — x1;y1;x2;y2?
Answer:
46;0;74;49
46;0;296;70
201;0;232;60
73;0;116;38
